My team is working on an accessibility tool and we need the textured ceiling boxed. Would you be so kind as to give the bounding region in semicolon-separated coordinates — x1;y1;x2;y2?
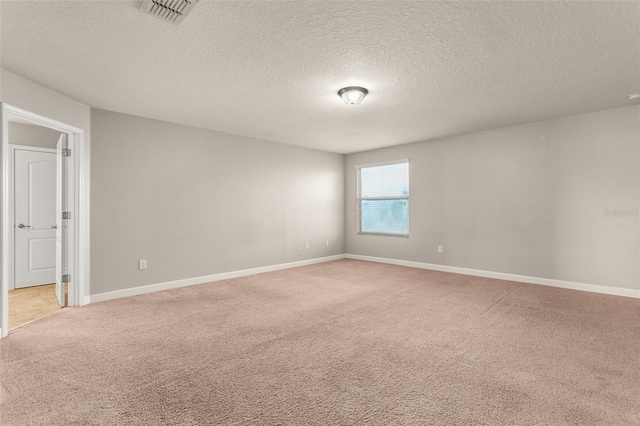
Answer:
1;1;639;154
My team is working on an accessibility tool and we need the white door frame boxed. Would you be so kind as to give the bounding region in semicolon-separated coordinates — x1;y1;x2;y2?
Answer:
9;144;57;291
1;103;90;338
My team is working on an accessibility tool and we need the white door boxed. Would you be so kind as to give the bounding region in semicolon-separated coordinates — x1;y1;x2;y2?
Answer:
55;135;68;307
14;148;57;289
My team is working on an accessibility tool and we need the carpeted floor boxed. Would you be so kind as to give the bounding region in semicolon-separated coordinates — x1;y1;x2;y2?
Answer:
1;259;638;425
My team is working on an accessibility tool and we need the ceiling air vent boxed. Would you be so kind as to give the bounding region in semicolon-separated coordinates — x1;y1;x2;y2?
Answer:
139;0;199;26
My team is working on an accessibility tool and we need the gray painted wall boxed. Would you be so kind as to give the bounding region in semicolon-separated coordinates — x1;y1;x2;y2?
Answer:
346;105;640;291
90;109;345;295
8;122;61;149
2;66;638;303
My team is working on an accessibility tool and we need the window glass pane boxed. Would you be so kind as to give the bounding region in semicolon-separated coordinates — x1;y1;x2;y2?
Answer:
360;199;409;235
360;163;409;198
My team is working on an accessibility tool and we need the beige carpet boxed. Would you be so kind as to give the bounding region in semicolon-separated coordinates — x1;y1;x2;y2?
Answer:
1;259;638;425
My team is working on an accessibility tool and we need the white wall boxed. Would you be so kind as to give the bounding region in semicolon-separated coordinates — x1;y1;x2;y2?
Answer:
8;122;61;149
346;105;640;291
90;109;345;296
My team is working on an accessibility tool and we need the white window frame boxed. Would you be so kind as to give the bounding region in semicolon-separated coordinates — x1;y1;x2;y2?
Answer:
356;159;410;237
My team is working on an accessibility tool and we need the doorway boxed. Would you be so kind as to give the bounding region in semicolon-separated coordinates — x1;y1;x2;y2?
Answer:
8;120;64;329
1;103;88;338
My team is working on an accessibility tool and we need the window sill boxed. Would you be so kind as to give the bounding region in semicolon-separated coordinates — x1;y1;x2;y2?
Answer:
357;232;409;238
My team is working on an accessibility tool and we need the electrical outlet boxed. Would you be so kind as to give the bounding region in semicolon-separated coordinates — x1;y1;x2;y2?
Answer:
437;246;443;254
305;242;310;249
325;240;329;247
138;259;147;270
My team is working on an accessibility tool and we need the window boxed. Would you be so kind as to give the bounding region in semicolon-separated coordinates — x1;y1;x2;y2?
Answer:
357;161;409;236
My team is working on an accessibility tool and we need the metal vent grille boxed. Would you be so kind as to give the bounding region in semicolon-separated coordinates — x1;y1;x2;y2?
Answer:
139;0;199;26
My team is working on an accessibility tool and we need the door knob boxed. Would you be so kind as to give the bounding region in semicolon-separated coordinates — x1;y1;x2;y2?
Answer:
17;223;31;229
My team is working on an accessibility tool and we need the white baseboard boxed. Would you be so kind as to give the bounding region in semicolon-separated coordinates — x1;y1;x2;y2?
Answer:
87;255;346;304
346;254;640;299
84;253;640;303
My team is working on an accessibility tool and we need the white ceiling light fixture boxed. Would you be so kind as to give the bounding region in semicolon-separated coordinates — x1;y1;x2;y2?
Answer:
338;86;369;105
139;0;199;26
628;93;640;101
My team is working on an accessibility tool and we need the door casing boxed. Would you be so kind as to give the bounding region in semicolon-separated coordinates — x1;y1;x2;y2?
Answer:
1;103;90;337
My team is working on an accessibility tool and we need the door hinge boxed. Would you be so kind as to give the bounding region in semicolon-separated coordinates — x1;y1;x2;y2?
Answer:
62;274;70;283
62;211;71;219
62;148;71;157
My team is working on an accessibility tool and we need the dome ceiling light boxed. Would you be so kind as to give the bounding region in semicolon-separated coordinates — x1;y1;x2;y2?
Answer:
338;86;369;105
